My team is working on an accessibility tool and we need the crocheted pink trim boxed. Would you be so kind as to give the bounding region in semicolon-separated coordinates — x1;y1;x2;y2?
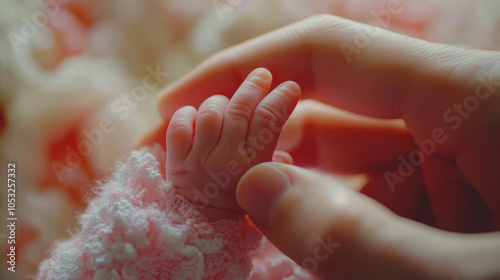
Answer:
37;145;262;280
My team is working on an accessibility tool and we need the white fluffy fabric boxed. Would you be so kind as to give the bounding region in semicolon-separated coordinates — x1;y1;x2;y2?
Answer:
37;145;263;280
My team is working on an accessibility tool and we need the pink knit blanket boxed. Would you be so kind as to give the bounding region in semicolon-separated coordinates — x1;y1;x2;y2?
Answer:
37;145;314;280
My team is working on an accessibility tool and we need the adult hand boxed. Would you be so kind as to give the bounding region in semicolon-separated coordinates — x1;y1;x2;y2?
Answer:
140;14;500;279
236;162;500;279
145;14;500;231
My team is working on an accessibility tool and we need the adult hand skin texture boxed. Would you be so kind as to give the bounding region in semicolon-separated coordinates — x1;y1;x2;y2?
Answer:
139;15;500;279
237;162;500;280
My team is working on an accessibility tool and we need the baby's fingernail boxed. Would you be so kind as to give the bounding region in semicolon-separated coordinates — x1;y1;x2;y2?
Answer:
237;163;290;229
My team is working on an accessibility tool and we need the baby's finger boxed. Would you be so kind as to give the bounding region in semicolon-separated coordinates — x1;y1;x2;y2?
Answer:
166;106;197;174
272;150;294;164
218;68;272;148
246;81;300;164
190;95;229;160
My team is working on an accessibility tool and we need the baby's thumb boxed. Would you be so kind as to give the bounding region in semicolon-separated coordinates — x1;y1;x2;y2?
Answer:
236;163;458;279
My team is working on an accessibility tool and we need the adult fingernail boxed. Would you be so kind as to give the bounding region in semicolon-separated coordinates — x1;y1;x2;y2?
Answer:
237;164;291;229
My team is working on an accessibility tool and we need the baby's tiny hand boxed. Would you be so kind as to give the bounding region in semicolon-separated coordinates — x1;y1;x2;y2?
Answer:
166;68;300;220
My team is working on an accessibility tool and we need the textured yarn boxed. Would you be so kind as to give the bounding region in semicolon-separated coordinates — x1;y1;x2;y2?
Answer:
37;145;263;280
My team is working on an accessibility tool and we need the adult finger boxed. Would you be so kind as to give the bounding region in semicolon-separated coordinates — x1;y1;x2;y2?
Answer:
236;162;500;279
158;14;493;120
157;14;500;214
277;100;415;173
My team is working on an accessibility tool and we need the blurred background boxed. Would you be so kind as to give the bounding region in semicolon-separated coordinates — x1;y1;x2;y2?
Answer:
0;0;499;279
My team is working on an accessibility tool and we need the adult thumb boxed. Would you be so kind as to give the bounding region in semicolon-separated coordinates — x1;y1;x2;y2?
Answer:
236;163;467;280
